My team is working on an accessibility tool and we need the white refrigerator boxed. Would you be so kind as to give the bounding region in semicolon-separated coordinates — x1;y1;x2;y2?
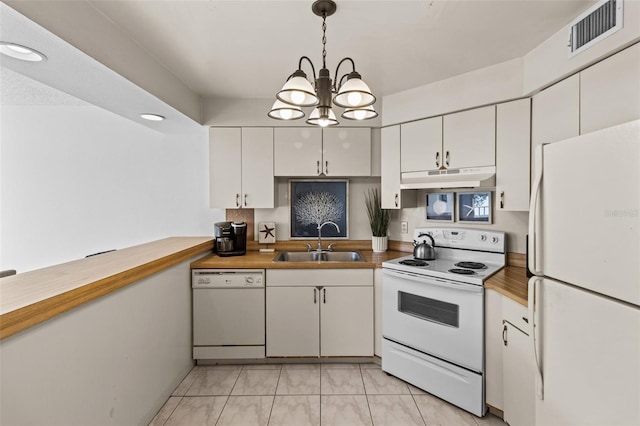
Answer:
528;119;640;426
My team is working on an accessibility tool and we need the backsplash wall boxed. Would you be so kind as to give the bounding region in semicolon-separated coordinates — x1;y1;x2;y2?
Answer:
253;180;528;253
388;189;528;254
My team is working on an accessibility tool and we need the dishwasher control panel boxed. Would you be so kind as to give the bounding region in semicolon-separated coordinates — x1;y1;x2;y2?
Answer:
192;269;264;288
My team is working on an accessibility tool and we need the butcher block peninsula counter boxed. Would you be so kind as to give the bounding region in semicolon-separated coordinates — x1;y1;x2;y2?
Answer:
0;236;213;340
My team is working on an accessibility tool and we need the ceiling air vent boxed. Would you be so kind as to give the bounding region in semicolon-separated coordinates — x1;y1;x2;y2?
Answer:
569;0;623;57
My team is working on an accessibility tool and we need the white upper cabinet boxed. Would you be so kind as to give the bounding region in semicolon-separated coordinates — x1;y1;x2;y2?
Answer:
209;128;242;208
580;43;640;135
241;128;274;208
381;125;402;209
496;99;531;212
532;74;580;148
209;127;274;209
322;128;371;176
274;128;323;176
443;105;496;169
401;117;443;172
274;127;371;176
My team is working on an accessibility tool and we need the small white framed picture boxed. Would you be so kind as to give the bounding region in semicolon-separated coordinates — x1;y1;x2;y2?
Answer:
426;192;454;222
457;191;492;224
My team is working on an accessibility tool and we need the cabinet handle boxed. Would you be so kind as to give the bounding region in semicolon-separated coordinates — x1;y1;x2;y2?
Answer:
395;193;399;207
445;151;450;167
435;152;440;167
323;288;326;304
325;160;328;175
236;193;240;207
502;324;508;346
500;191;504;209
244;194;248;207
314;288;317;304
317;160;321;175
522;316;529;324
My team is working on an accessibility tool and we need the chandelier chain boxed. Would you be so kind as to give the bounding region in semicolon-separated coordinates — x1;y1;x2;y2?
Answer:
321;13;327;69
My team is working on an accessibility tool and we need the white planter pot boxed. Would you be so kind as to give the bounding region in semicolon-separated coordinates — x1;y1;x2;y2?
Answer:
372;236;388;253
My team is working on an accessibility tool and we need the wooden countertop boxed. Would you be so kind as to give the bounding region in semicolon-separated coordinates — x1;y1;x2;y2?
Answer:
485;266;529;306
193;249;530;306
0;237;214;340
190;250;408;269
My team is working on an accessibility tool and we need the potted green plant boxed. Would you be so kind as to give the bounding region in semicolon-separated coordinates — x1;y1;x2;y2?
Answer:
364;188;390;252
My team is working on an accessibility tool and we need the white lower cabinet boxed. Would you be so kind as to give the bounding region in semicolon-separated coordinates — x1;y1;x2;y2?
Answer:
374;268;382;357
266;269;374;358
503;320;535;426
484;289;504;410
266;286;320;357
486;289;535;425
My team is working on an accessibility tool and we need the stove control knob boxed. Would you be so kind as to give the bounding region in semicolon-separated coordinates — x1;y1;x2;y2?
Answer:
479;234;487;242
491;236;500;244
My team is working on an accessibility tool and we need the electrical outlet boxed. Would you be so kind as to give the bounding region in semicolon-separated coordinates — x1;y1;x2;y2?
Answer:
401;221;409;234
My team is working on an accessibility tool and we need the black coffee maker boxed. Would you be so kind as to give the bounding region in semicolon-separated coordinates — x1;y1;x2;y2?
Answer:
214;221;247;256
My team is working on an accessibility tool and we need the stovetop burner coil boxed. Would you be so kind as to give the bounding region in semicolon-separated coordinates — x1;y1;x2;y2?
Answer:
448;268;476;275
400;259;428;267
454;261;487;270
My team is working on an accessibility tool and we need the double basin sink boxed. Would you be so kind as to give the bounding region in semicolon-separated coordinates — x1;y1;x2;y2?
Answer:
273;251;365;263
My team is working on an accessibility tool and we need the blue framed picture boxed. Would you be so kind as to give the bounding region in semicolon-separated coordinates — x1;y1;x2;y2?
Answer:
457;191;492;224
289;179;349;239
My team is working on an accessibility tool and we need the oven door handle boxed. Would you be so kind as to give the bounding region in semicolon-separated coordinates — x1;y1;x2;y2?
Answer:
383;268;483;293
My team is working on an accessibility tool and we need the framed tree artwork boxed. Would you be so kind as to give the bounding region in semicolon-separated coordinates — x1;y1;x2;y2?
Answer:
289;179;349;239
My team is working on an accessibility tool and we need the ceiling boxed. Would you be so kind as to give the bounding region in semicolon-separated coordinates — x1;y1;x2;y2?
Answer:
1;0;597;129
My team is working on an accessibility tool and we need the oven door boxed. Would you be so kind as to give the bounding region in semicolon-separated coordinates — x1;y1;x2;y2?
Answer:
382;267;484;372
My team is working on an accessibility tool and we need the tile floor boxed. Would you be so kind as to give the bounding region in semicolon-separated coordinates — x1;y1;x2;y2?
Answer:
149;363;507;426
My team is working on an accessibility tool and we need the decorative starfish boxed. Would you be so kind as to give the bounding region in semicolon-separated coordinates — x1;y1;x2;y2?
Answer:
260;224;275;239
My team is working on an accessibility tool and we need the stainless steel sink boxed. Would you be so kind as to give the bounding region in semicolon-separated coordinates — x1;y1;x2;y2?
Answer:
273;251;365;263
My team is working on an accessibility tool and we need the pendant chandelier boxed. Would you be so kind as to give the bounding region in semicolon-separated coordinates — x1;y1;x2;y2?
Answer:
268;0;377;127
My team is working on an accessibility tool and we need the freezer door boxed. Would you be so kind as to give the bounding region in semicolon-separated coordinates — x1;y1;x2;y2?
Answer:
531;120;640;305
531;277;640;425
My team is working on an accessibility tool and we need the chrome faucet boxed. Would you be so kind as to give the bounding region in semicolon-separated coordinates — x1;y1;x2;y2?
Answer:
310;221;340;252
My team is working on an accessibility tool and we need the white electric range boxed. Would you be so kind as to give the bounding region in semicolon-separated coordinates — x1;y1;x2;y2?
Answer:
381;227;506;417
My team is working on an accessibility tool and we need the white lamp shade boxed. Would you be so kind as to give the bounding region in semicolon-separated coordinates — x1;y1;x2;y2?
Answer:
306;107;338;127
268;100;304;120
342;105;378;120
277;76;318;107
333;77;375;108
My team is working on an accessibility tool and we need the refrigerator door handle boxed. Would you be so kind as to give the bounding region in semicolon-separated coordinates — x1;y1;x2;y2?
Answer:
529;276;544;400
528;145;544;276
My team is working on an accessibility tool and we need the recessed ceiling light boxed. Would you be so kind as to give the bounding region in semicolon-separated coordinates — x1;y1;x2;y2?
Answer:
140;113;165;121
0;42;47;62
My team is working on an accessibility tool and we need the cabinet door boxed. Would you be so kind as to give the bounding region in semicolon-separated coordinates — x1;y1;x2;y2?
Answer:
496;99;531;212
531;74;579;177
322;128;371;176
320;286;373;357
503;321;535;426
401;117;443;172
443;106;496;169
374;269;382;357
580;43;640;134
266;287;319;357
210;128;242;208
484;289;504;410
274;128;322;176
241;128;274;208
381;126;401;209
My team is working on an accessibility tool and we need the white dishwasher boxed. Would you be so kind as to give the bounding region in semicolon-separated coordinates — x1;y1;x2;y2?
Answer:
192;269;265;361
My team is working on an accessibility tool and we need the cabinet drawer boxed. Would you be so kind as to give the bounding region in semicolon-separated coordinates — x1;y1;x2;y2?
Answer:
267;269;373;287
502;296;529;334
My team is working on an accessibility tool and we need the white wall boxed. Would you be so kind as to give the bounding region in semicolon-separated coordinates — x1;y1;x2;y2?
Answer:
382;58;524;126
0;257;195;426
0;76;222;273
254;177;381;243
388;189;528;254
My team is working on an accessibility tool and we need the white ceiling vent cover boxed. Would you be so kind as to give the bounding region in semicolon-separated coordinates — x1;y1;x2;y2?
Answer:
569;0;623;57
